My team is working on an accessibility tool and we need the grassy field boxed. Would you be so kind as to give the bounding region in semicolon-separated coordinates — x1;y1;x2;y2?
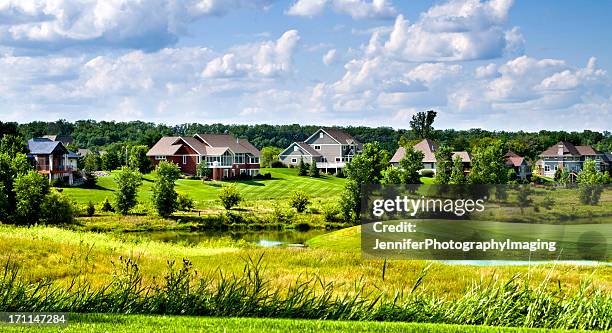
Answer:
62;168;346;209
0;313;584;333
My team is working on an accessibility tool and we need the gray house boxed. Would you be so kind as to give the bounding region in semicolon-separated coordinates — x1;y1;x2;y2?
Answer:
537;141;610;179
279;128;361;172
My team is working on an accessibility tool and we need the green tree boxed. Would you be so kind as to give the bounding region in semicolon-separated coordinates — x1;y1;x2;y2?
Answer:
0;153;32;222
0;134;27;156
449;155;467;184
83;153;101;172
434;145;453;184
128;145;152;173
381;166;402;184
101;150;121;171
297;157;308;176
176;193;195;212
114;167;142;215
219;185;241;210
576;159;610;205
309;160;320;177
152;161;181;217
197;162;211;179
398;146;424;184
469;140;508;184
516;186;533;214
13;171;49;225
409;110;437;139
260;146;282;167
41;191;74;225
289;191;310;213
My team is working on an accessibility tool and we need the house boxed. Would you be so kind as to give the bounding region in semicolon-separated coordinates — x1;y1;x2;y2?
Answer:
146;134;260;180
27;138;77;185
279;128;361;172
505;151;531;179
538;141;610;179
390;139;471;174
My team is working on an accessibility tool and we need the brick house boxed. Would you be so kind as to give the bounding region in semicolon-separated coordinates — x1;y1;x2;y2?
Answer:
146;134;260;180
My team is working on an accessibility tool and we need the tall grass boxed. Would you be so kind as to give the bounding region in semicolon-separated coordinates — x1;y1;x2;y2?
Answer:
0;255;609;330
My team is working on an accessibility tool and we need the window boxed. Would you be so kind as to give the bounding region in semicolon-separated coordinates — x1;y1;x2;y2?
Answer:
335;157;341;162
319;132;324;138
197;155;201;164
544;165;550;172
291;158;297;163
314;145;321;150
155;156;166;160
293;145;299;151
249;156;259;164
182;155;187;164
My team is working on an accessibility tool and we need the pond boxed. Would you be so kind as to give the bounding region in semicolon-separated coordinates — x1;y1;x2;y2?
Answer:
133;229;329;247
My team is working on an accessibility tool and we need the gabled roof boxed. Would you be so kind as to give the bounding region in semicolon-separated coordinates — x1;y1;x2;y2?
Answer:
390;139;470;164
42;134;73;145
67;150;80;159
305;128;360;145
505;151;527;167
575;145;600;156
146;136;183;156
194;134;260;156
540;141;581;157
280;142;321;157
179;136;209;155
28;138;69;155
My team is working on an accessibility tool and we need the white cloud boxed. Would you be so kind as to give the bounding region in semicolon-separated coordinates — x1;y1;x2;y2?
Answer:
322;49;337;65
381;0;522;61
202;30;300;78
0;0;270;51
287;0;396;20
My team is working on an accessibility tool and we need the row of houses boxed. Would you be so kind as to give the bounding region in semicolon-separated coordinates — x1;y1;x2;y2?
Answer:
24;128;612;184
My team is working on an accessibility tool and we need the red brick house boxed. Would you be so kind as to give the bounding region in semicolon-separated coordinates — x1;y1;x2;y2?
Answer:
146;134;260;180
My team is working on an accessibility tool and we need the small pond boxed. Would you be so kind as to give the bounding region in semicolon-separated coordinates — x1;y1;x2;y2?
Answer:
131;229;329;247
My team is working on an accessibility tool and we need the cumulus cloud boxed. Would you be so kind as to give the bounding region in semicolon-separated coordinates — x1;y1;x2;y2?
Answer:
202;30;300;78
381;0;522;61
322;49;337;65
0;0;270;51
287;0;396;20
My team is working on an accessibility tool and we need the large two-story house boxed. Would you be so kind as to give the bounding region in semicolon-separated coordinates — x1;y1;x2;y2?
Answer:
279;128;361;172
390;139;471;174
147;134;260;180
27;138;77;185
537;141;610;180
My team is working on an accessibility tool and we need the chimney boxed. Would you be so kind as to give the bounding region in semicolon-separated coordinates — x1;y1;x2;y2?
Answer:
236;137;240;144
557;143;564;156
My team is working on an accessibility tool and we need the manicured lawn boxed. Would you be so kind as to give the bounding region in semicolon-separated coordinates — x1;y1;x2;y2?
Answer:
62;168;346;208
0;313;579;333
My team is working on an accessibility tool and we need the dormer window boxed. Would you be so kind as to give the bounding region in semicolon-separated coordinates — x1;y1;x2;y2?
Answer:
319;132;324;138
294;145;299;151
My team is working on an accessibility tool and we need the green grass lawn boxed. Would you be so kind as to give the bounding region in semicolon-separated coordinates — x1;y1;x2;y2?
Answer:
63;168;346;208
0;313;579;333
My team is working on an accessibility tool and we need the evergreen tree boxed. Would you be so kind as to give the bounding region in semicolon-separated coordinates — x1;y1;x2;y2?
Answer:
309;160;320;177
298;157;308;176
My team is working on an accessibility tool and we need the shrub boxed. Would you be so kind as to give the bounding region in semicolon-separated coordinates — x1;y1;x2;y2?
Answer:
114;167;142;215
51;177;67;188
219;185;241;210
541;196;555;210
13;171;49;225
86;201;95;216
82;170;97;188
196;162;211;179
152;161;181;217
309;161;320;177
254;172;272;180
100;197;114;212
298;158;308;176
289;191;310;213
269;204;295;224
176;193;195;212
270;160;285;168
322;203;342;222
41;191;74;225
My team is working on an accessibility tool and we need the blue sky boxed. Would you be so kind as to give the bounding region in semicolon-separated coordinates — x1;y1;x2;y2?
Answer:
0;0;610;131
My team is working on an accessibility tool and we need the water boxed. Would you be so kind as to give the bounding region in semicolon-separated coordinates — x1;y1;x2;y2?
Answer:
138;229;329;247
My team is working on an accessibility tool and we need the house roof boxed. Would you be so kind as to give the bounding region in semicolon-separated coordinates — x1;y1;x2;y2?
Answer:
505;151;527;167
67;150;80;159
322;128;359;145
575;145;600;156
77;148;92;156
296;142;321;156
195;134;260;156
179;136;209;155
28;138;69;155
390;139;470;164
540;141;581;157
42;135;73;145
146;136;183;156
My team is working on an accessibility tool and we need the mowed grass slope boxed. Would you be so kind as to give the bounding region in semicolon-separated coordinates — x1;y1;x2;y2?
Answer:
1;313;579;333
63;168;346;208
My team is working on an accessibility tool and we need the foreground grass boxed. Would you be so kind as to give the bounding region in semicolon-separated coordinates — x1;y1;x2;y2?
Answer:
62;168;346;209
0;314;583;333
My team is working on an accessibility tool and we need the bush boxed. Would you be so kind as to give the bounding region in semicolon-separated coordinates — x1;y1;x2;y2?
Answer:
114;167;142;215
322;203;342;222
13;171;49;225
335;168;345;178
298;158;308;176
270;160;285;168
219;185;241;210
100;197;114;213
176;193;195;212
289;191;310;213
308;161;319;178
254;172;272;180
82;170;97;188
41;191;74;225
86;201;95;216
541;196;555;210
51;177;67;188
152;161;181;217
269;204;295;224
